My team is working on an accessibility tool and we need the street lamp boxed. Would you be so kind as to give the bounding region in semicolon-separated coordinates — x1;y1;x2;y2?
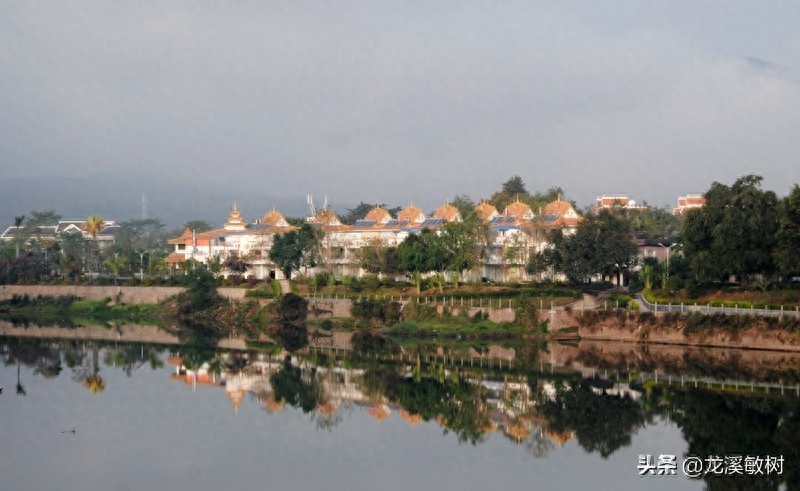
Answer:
657;242;678;273
136;250;149;279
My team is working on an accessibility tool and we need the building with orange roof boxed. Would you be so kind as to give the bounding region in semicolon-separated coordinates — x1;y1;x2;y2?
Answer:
475;200;499;221
433;202;462;223
595;195;648;210
503;199;535;222
539;197;582;231
672;194;705;215
397;204;426;224
363;205;393;225
165;204;302;280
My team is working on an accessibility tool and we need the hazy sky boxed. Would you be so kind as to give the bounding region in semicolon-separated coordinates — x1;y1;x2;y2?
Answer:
2;1;800;221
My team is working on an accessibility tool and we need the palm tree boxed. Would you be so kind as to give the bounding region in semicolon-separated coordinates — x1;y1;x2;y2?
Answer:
85;216;105;273
104;254;127;285
13;215;24;258
85;215;105;240
81;343;104;394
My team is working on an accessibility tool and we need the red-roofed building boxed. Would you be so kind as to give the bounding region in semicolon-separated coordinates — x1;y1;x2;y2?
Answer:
672;194;706;215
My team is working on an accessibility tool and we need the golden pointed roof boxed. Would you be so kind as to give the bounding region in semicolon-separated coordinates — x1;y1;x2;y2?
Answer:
364;205;392;224
475;200;499;222
400;409;422;426
317;401;339;416
504;200;533;220
223;203;248;231
433;202;461;222
398;204;425;223
367;405;390;422
544;427;573;446
504;423;531;442
261;209;290;228
227;388;246;412
264;398;285;413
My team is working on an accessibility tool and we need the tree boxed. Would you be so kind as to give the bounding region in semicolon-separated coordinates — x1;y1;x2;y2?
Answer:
222;251;251;277
451;194;476;218
502;175;528;196
439;213;488;279
355;237;401;277
774;184;800;278
296;222;323;273
269;231;294;279
207;254;223;278
682;175;778;284
542;210;638;284
85;215;105;239
397;229;446;292
183;220;213;233
115;218;167;252
103;255;127;284
268;223;322;279
25;209;61;227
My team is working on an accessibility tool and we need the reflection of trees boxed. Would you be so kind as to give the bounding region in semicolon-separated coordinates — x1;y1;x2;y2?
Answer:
670;389;799;490
270;356;322;413
104;343;165;376
2;338;64;395
275;323;308;352
377;366;491;445
525;428;555;459
80;343;104;394
536;380;646;458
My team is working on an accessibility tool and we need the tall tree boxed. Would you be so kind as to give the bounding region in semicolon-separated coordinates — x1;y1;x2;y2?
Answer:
25;209;61;227
183;220;213;233
397;229;447;292
502;175;528;196
85;215;105;240
223;251;251;277
116;218;167;252
542;210;637;284
682;175;778;283
774;184;800;277
268;224;323;279
355;237;401;277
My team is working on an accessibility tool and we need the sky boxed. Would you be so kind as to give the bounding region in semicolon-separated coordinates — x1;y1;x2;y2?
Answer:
2;1;800;225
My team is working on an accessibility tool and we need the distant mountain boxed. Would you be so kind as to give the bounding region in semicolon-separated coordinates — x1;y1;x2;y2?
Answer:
0;174;310;229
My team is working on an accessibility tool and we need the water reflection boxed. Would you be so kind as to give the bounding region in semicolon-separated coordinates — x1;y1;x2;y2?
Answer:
3;335;800;489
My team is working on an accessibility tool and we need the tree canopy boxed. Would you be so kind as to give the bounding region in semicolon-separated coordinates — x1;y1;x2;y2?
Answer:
681;175;778;283
268;223;323;279
541;209;638;284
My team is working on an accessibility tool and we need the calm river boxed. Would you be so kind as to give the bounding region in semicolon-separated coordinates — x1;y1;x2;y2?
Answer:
1;336;797;490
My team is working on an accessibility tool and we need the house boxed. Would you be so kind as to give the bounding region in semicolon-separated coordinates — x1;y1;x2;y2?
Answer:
432;202;462;223
595;195;648;210
165;204;297;279
0;219;120;248
672;194;705;215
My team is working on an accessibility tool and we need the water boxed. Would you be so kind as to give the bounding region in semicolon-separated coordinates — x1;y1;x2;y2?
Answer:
1;337;797;490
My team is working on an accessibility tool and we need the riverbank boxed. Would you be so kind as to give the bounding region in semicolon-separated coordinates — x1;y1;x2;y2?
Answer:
5;284;800;352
